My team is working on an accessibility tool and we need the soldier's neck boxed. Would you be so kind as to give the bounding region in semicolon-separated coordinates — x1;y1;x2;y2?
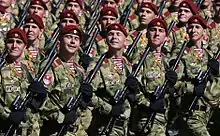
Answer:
58;51;75;63
28;40;40;49
168;5;179;13
192;40;202;48
214;16;220;23
7;55;22;65
138;24;148;31
106;49;123;59
150;44;162;53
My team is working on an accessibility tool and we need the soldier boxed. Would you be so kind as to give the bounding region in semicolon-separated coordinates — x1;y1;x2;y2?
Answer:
59;9;79;28
0;28;46;136
87;23;132;136
39;24;93;136
28;0;47;19
23;14;46;74
177;15;220;136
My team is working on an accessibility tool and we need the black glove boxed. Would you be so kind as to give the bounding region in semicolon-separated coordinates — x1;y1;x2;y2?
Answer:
194;83;206;97
63;110;77;124
126;93;137;105
150;99;165;113
79;83;93;109
165;70;178;85
9;111;27;124
110;102;125;117
28;81;47;101
125;75;140;93
79;54;93;70
208;59;219;75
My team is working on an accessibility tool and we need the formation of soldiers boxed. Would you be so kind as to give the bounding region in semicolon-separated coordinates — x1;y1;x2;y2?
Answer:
0;0;220;136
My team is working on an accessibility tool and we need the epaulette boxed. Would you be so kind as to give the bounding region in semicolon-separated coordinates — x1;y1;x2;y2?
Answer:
52;58;62;68
172;26;180;32
129;13;136;21
184;47;190;54
130;31;139;39
163;10;171;19
208;21;216;29
96;34;104;41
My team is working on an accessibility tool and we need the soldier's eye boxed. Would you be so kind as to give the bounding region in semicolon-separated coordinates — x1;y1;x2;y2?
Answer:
7;40;14;44
16;40;23;44
69;20;74;23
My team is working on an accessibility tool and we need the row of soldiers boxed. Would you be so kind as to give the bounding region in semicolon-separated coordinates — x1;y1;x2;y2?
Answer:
0;0;220;136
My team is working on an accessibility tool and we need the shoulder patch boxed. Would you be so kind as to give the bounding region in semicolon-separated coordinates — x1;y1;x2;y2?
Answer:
96;35;104;41
163;10;171;18
129;13;136;21
172;26;180;32
208;21;216;29
52;58;62;68
131;31;139;38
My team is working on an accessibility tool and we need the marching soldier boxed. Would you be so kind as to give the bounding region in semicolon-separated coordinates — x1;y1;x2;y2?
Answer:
0;28;45;136
59;9;80;28
39;24;93;136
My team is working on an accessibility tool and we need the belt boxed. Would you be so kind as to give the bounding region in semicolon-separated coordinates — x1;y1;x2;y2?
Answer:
194;105;207;111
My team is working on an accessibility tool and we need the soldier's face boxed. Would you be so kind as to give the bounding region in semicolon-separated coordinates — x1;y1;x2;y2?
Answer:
61;34;80;54
214;2;220;18
202;0;212;7
178;7;193;23
100;15;117;29
103;0;117;8
171;0;183;7
6;38;26;59
66;2;81;15
0;0;12;8
137;0;152;4
61;18;77;28
23;23;42;42
147;26;167;48
107;30;126;50
139;7;156;25
187;23;204;42
29;4;46;18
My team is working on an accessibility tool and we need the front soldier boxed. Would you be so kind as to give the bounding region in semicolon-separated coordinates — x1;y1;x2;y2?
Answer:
0;28;45;136
87;23;132;136
39;24;93;136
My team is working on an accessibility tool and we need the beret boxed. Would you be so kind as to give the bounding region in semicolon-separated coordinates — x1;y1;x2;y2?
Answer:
100;7;118;18
188;15;207;29
31;0;48;10
140;2;158;15
0;5;5;14
107;23;128;36
60;10;79;24
61;25;83;40
7;28;27;44
179;0;198;15
25;14;44;29
148;18;168;35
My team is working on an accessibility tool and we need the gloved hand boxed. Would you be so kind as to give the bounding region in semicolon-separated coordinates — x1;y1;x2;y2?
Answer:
208;59;219;75
63;110;77;124
194;83;206;97
79;54;93;70
79;83;93;109
126;93;137;105
9;111;27;124
165;70;178;85
150;99;165;113
125;75;140;93
110;102;125;117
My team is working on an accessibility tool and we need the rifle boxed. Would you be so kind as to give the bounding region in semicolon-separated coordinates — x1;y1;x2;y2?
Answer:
4;37;60;136
0;49;7;69
52;0;65;15
120;0;134;26
196;0;204;9
188;45;220;112
142;40;188;133
124;32;142;61
84;27;99;55
90;0;102;20
99;46;151;136
57;53;106;136
158;0;167;17
16;0;31;28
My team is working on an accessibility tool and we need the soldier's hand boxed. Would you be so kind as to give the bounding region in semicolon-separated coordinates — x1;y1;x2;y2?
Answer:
110;102;125;117
150;99;165;113
208;59;219;75
63;110;77;124
194;83;206;97
125;75;140;93
9;111;27;124
79;54;93;70
79;83;93;109
165;70;178;85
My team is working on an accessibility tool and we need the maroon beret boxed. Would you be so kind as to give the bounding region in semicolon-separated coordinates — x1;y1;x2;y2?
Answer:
148;18;168;35
31;0;48;10
0;5;5;14
188;15;207;28
140;2;158;15
67;0;82;8
25;14;44;29
60;10;79;24
179;0;198;15
107;23;128;36
100;7;118;18
61;25;83;40
7;28;27;44
103;0;120;3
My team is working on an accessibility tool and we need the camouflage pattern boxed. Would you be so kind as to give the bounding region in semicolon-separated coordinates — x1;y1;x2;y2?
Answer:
88;56;132;136
39;56;90;136
0;58;40;136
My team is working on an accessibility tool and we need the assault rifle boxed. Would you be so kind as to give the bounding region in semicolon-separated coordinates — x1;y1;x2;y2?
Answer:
16;0;31;28
158;0;167;17
99;46;152;136
143;40;188;133
188;46;220;112
52;0;65;15
57;53;106;136
120;0;134;26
